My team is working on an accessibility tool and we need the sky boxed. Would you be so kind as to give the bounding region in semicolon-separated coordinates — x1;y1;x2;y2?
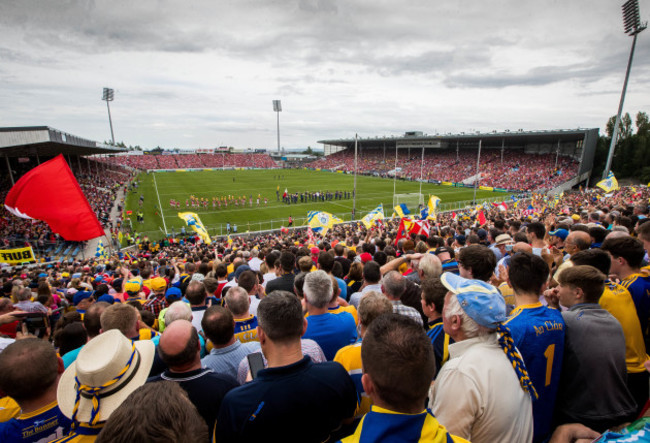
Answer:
1;0;649;151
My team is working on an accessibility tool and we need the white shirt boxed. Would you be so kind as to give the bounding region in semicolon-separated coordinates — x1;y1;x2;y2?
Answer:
249;296;261;316
429;334;533;443
262;272;277;288
248;257;263;272
349;283;382;309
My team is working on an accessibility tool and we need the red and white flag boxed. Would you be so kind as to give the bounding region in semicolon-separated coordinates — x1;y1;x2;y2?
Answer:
4;155;104;241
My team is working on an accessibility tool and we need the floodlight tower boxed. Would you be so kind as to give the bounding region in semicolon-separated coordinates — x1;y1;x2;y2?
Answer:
102;87;116;146
603;0;646;179
273;100;282;153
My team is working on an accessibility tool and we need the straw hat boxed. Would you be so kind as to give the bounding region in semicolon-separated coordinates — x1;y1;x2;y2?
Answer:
57;329;155;424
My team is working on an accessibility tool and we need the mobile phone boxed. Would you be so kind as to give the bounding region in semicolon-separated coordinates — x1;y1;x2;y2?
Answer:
247;352;265;379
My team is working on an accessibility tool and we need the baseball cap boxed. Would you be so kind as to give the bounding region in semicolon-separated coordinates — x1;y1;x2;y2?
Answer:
165;287;182;299
234;265;251;280
359;252;373;264
571;214;580;221
150;277;167;292
61;272;70;278
310;247;320;255
96;294;116;304
440;273;505;328
477;229;488;240
549;229;569;241
124;278;142;294
73;291;94;306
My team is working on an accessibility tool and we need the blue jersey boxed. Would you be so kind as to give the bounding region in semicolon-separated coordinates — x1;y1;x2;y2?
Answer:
234;315;258;343
620;273;650;345
505;302;565;443
426;320;451;378
0;400;71;443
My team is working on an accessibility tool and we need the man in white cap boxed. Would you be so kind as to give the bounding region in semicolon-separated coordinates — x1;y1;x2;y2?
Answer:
52;329;155;442
428;273;534;443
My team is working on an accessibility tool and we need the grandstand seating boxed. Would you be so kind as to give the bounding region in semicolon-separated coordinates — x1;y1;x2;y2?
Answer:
306;149;579;191
101;153;278;170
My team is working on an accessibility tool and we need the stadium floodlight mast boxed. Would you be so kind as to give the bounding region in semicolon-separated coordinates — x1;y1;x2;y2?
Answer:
102;87;116;146
472;140;482;206
603;0;647;180
273;100;282;153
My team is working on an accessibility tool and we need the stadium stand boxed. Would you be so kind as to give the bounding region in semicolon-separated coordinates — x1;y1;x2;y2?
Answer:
101;152;278;170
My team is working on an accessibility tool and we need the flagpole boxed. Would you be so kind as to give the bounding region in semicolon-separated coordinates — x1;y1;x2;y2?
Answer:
353;134;358;220
472;140;482;206
419;145;425;202
392;144;398;208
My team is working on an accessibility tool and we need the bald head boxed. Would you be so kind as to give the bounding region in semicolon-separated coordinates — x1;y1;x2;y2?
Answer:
513;242;532;254
605;230;629;241
567;231;591;252
158;320;200;370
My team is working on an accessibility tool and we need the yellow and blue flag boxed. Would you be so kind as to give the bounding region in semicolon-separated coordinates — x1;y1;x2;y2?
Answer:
95;239;108;259
307;211;343;235
596;172;619;193
393;203;411;218
361;204;384;229
178;212;211;244
420;196;440;221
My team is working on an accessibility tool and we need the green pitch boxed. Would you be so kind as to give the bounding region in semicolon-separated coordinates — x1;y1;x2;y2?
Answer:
124;169;503;239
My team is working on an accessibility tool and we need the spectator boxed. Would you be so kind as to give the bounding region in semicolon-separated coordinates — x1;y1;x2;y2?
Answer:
349;261;382;308
215;291;357;441
429;273;534;442
0;339;72;442
420;277;451;376
224;286;259;343
553;265;637;432
148;320;237;434
185;281;209;333
201;306;261;381
264;251;296;294
381;270;423;326
143;277;168;317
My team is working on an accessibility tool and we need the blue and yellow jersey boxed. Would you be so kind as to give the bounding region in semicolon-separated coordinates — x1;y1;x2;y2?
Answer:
341;406;468;443
51;424;104;442
334;342;369;419
0;400;71;442
138;328;159;341
426;320;451;378
305;305;360;325
504;302;565;443
0;396;20;423
234;315;258;343
601;281;649;373
620;273;650;342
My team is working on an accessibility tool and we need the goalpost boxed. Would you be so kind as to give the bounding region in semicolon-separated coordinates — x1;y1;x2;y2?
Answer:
393;193;425;213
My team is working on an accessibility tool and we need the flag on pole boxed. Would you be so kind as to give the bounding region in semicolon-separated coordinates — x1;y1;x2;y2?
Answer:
596;172;619;193
361;204;384;229
409;219;430;237
522;205;535;217
95;239;108;260
307;227;316;245
451;212;458;222
4;154;104;241
307;211;343;235
393;203;411;219
178;212;211;244
395;218;413;245
477;211;487;226
420;196;440;221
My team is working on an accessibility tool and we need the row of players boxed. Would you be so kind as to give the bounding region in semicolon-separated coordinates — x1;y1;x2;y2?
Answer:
169;194;270;209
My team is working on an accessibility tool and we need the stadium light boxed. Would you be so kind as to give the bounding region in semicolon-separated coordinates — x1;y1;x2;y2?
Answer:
273;100;282;153
102;87;116;146
603;0;646;179
472;140;482;206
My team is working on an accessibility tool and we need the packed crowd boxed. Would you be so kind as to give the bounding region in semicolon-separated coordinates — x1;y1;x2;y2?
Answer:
307;149;580;192
0;160;131;257
0;182;648;442
101;153;278;171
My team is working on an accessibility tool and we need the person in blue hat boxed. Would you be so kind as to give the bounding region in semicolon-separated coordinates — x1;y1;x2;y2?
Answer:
428;272;535;443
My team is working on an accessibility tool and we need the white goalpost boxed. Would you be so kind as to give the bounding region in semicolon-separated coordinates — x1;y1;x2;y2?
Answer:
393;193;425;213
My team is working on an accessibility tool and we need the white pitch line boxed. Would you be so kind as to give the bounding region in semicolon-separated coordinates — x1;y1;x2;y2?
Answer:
152;172;168;235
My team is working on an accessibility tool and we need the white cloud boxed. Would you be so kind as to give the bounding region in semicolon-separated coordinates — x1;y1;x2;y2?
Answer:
0;0;648;149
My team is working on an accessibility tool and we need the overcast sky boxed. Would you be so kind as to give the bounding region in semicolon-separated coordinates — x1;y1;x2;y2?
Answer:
1;0;648;150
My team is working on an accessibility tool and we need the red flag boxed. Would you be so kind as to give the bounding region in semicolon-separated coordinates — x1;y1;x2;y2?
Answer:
477;211;487;226
394;218;411;246
408;219;430;237
4;155;104;241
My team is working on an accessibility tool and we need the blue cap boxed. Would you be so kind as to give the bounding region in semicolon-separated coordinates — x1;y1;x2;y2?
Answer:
234;265;251;280
440;273;505;328
38;272;47;278
73;291;94;305
97;294;115;304
549;229;569;241
165;287;182;298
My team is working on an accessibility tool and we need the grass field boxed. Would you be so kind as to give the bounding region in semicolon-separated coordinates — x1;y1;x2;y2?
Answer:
124;169;504;239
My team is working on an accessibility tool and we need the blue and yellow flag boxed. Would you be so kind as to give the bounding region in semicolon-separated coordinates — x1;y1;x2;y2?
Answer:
596;172;619;193
361;204;384;229
95;239;108;260
178;212;211;244
420;196;440;221
393;203;411;219
307;211;343;235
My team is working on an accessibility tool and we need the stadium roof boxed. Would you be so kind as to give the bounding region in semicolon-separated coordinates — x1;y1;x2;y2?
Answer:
0;126;126;158
318;128;599;149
